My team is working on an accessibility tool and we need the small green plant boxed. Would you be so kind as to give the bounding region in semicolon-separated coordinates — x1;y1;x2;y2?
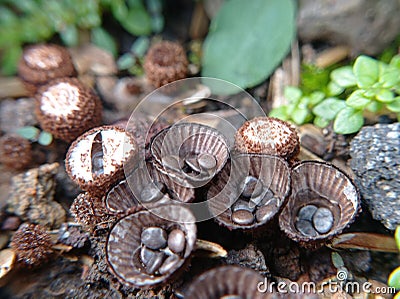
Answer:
0;0;163;75
16;126;53;146
270;55;400;134
388;227;400;296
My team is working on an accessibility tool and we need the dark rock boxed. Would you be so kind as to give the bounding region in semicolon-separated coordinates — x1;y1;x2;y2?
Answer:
0;98;37;134
225;244;270;276
58;223;90;248
298;0;400;55
349;123;400;230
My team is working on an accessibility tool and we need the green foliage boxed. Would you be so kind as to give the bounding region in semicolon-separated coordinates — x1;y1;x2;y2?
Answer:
16;126;53;145
0;0;163;75
270;54;400;134
201;0;296;94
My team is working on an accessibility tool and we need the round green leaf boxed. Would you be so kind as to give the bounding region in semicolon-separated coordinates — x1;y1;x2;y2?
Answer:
269;106;288;121
333;107;364;134
91;27;117;57
312;97;346;120
117;53;135;70
16;126;40;141
389;267;400;289
366;100;383;113
130;36;149;57
346;90;371;109
201;0;296;94
387;97;400;113
330;66;357;88
60;25;78;47
314;116;330;128
284;86;302;103
376;89;395;103
120;7;152;36
309;91;325;106
395;226;400;251
291;106;311;125
353;55;379;88
37;131;53;146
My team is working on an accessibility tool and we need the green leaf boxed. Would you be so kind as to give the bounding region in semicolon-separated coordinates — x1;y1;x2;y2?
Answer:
376;89;395;103
309;91;325;106
269;106;288;120
16;126;40;141
366;100;383;113
390;55;400;69
59;25;78;47
120;6;152;36
330;66;357;88
395;226;400;251
387;97;400;113
91;27;118;57
130;36;149;57
331;252;344;269
353;55;379;88
284;86;302;103
327;81;345;96
346;90;371;109
1;46;22;75
201;0;296;94
117;53;136;70
333;107;364;134
389;267;400;289
151;14;164;33
312;97;346;120
314;116;330;128
37;131;53;146
380;66;400;88
291;106;312;125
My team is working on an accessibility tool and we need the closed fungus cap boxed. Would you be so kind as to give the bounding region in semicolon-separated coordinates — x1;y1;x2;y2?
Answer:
235;117;300;160
185;265;272;299
18;44;76;85
35;77;102;142
0;134;32;170
143;41;188;88
10;223;53;267
65;126;138;193
70;192;113;231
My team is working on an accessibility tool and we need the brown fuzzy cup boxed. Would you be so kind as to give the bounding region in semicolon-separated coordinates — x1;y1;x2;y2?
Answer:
0;134;32;170
18;44;76;94
235;117;300;162
143;41;188;88
70;192;114;232
106;204;196;288
35;77;102;142
65;126;138;194
185;265;273;299
279;161;361;249
10;223;53;267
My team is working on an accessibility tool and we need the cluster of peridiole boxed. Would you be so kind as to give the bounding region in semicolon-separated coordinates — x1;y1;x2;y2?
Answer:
63;114;360;290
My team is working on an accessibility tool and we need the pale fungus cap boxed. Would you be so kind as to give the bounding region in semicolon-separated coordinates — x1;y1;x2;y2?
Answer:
65;126;138;193
235;117;300;161
18;44;76;93
35;78;102;142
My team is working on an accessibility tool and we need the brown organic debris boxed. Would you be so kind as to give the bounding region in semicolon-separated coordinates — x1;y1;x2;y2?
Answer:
6;163;66;229
10;223;53;267
0;134;32;170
